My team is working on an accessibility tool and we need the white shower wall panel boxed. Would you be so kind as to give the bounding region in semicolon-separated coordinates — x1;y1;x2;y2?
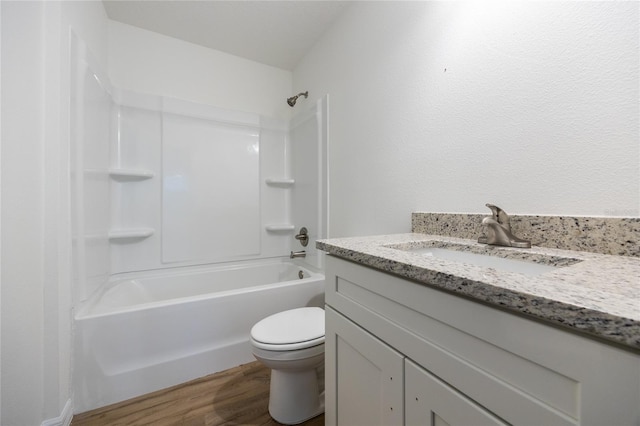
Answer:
110;105;162;273
112;106;161;171
82;71;111;236
259;117;294;256
290;96;328;270
71;35;112;302
162;113;261;263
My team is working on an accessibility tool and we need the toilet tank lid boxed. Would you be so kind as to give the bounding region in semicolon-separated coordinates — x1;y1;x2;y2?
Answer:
251;307;325;345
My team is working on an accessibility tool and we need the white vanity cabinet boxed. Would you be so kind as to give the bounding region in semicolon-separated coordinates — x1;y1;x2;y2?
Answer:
324;255;640;426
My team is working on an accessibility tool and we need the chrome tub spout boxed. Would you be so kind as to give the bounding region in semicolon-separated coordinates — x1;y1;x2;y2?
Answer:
290;250;306;259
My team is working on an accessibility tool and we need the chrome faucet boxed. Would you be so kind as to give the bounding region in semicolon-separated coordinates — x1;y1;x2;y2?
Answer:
290;250;306;259
478;204;531;248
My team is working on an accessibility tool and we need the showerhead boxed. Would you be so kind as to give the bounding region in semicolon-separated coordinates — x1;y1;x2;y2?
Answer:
287;91;308;107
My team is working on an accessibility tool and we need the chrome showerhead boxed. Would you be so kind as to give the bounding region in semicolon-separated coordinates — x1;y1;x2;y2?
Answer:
287;91;308;107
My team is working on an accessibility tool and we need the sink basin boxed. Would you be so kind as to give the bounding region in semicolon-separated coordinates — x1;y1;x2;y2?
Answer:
407;247;560;276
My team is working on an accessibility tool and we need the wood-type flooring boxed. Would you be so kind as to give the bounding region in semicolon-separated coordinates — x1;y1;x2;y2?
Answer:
71;361;325;426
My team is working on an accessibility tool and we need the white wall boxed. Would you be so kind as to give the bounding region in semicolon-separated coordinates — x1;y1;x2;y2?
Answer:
1;3;45;423
294;1;640;237
1;1;109;424
108;20;293;119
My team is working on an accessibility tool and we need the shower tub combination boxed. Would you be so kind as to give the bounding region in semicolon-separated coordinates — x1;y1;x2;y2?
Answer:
74;258;325;413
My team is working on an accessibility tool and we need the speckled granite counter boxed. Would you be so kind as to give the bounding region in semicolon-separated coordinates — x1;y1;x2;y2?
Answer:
412;212;640;257
317;233;640;352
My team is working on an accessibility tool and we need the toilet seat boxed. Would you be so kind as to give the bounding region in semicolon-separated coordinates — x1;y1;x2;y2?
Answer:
251;307;325;351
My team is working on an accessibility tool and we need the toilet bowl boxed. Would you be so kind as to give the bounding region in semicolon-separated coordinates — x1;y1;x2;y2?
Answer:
250;307;325;425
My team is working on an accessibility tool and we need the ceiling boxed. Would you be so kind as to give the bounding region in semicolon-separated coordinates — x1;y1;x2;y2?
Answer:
102;0;353;71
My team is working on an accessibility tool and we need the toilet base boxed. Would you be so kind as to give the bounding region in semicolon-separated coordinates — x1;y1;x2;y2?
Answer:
268;368;325;425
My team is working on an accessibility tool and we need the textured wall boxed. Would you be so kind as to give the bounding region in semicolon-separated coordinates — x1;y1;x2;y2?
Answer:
294;2;639;237
108;20;293;119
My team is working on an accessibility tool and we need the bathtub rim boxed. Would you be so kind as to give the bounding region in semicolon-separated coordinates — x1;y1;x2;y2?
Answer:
75;256;324;321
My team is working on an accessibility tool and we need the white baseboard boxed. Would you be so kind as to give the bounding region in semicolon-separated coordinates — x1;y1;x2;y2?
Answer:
41;399;73;426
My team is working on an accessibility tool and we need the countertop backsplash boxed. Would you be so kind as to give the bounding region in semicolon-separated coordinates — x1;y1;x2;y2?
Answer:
412;213;640;258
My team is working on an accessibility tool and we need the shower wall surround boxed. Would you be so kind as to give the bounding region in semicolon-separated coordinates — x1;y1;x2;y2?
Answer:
109;93;289;275
71;38;325;303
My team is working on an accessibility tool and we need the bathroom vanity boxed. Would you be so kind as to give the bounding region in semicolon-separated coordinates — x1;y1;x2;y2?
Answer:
318;233;640;426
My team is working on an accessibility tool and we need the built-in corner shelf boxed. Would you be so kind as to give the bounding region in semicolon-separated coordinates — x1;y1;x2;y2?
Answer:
109;168;154;181
108;228;155;241
265;178;295;187
265;224;295;232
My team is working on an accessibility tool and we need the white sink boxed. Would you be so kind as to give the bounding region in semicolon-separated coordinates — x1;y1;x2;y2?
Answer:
408;247;559;276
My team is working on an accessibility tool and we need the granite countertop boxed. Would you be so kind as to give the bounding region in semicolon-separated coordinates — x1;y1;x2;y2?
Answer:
317;233;640;352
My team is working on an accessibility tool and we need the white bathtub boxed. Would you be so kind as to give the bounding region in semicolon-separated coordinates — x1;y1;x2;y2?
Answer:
73;259;325;413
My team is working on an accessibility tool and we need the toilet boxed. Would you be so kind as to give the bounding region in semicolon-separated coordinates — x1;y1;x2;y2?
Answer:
250;307;325;425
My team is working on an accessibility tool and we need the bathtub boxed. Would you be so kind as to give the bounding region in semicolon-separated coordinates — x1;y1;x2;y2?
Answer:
73;258;325;413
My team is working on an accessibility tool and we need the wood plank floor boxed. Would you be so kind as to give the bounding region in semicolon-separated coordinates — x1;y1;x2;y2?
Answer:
72;361;325;426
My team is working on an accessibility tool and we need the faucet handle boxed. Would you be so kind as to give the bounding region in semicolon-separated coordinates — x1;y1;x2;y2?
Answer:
294;227;309;247
485;203;511;231
485;203;500;220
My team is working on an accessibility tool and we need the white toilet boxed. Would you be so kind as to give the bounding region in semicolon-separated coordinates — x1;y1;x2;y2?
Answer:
250;307;325;425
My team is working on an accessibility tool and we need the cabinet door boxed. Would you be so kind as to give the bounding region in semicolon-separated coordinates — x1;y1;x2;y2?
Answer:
325;307;404;426
405;359;509;426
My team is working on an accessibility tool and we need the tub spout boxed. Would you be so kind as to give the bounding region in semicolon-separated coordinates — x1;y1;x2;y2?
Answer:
290;250;306;259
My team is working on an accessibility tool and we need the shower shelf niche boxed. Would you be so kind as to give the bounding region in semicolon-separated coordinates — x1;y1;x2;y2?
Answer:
108;169;155;243
265;178;295;187
108;228;155;241
265;224;295;232
109;168;154;181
